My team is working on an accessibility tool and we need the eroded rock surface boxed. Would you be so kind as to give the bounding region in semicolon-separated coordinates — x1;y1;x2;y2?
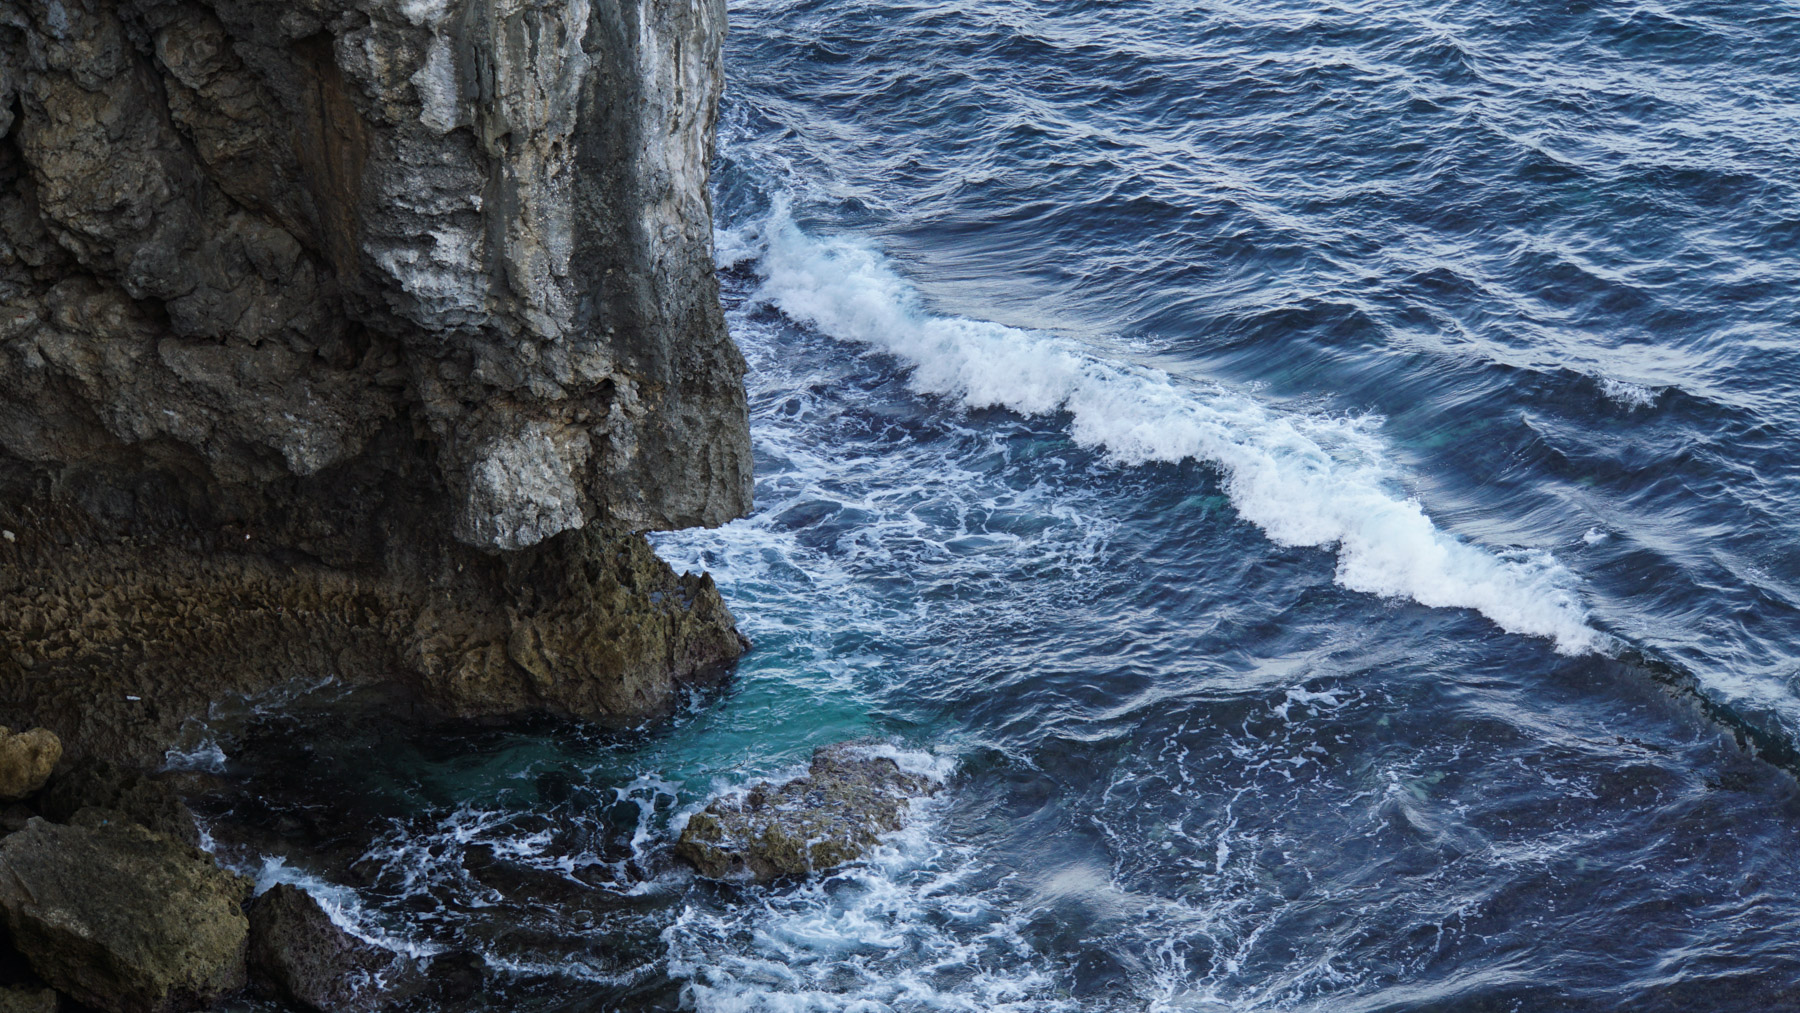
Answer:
0;0;753;759
676;745;944;883
0;817;252;1013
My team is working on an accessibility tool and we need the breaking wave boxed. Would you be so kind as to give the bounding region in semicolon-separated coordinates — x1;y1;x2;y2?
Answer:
728;204;1612;656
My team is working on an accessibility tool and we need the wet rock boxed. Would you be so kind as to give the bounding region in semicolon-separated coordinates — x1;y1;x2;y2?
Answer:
0;817;251;1013
248;884;403;1013
416;950;486;1007
0;728;59;801
676;744;942;883
0;986;56;1013
34;759;200;848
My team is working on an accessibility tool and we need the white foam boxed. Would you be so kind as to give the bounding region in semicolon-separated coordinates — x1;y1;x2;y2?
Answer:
1599;377;1661;410
847;743;960;782
736;203;1612;656
251;857;442;960
663;802;1075;1013
162;724;226;774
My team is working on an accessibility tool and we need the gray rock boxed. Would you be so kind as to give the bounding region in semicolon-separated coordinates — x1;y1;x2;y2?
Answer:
0;817;251;1013
676;745;944;883
248;884;404;1013
0;727;58;801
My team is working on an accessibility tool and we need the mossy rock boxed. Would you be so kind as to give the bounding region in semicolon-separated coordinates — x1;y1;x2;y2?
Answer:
0;986;56;1013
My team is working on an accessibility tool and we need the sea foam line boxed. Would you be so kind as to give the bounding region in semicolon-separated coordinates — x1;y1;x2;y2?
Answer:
733;202;1611;656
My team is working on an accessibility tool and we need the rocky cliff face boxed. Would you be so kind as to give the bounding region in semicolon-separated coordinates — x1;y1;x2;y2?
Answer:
0;0;753;760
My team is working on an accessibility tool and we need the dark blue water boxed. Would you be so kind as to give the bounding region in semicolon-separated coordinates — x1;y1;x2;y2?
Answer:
199;2;1800;1010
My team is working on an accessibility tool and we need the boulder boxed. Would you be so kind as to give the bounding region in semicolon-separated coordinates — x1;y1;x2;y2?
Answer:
0;993;57;1013
247;884;402;1013
32;759;200;848
0;986;56;1013
0;817;251;1013
676;744;942;883
0;729;60;801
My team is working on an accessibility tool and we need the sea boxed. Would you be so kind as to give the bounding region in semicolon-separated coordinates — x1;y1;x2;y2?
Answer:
197;1;1800;1010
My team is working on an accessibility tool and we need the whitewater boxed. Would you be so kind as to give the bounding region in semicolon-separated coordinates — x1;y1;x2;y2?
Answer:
732;202;1610;656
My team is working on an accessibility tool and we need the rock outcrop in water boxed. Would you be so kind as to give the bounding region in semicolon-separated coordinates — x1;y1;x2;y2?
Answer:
676;744;942;883
0;0;753;761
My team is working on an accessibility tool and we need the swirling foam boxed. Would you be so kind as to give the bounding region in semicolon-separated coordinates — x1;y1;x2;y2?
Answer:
735;203;1611;656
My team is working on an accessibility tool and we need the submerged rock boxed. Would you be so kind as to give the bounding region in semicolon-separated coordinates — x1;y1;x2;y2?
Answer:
0;728;59;801
248;884;403;1013
676;745;942;883
0;817;251;1013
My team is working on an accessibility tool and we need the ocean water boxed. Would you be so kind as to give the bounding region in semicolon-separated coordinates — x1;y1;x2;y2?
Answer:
197;2;1800;1010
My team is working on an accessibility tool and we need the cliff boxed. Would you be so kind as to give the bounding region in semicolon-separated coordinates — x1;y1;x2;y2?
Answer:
0;0;753;763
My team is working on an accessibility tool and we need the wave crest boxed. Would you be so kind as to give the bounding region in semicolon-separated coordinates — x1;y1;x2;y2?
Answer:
736;202;1611;656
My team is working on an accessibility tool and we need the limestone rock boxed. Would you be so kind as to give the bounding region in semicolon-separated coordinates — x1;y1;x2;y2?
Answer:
0;817;251;1013
676;745;943;883
0;522;745;766
248;884;402;1013
0;727;58;800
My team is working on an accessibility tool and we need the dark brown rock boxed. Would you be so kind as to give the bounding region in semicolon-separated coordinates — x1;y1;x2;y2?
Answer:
248;884;402;1013
0;522;744;766
676;745;944;883
0;817;251;1013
